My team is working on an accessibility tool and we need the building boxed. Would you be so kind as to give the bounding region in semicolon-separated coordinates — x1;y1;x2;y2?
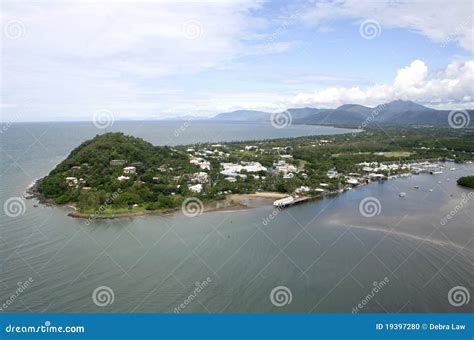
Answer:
274;160;297;174
326;169;339;179
117;175;130;181
190;156;211;170
191;172;209;184
110;159;127;166
65;177;78;187
295;186;310;194
123;166;136;174
188;184;203;193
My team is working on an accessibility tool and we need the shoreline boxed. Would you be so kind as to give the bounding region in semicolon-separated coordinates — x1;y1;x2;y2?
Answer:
66;193;282;220
26;157;470;221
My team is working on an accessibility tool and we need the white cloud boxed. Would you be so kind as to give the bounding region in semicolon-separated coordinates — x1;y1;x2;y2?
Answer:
301;0;473;51
282;58;474;109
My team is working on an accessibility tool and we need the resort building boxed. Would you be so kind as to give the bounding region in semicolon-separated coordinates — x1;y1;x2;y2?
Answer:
188;184;203;193
123;166;136;174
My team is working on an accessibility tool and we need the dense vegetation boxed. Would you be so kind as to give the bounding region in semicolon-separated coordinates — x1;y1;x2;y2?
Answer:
38;133;196;211
38;127;474;215
457;176;474;188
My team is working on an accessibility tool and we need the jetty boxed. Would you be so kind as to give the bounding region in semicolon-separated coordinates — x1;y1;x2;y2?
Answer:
273;196;313;208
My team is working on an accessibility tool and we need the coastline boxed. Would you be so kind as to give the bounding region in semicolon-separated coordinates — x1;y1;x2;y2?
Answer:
66;192;284;220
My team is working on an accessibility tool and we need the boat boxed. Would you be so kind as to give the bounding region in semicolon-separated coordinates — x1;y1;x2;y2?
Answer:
429;189;433;192
399;192;406;197
430;171;443;175
414;186;419;189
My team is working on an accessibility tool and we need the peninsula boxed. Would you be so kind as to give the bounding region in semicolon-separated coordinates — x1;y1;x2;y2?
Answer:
35;127;474;218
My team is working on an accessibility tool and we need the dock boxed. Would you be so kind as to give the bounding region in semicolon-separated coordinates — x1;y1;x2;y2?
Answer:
273;196;313;208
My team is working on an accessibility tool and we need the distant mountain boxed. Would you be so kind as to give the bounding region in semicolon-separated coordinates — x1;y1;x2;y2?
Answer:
212;110;271;122
210;100;473;127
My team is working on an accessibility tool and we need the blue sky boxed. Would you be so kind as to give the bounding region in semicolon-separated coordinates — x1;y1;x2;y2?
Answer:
1;0;473;122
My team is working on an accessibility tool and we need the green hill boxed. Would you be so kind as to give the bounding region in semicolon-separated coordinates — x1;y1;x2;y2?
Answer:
38;132;193;212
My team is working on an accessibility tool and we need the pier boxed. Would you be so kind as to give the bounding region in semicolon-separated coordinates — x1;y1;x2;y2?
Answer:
273;196;313;208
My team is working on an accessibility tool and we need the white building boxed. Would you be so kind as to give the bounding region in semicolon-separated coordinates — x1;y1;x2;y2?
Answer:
191;172;209;184
327;169;339;179
123;166;136;174
188;184;203;193
65;177;78;187
117;175;130;181
190;156;210;170
295;186;310;194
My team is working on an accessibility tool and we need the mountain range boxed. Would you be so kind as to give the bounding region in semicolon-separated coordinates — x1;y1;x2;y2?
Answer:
210;100;473;127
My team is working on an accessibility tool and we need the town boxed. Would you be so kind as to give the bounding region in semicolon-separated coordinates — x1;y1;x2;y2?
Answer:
35;127;473;216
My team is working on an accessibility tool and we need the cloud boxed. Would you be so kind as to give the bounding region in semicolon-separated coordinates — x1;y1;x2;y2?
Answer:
283;58;474;109
301;0;473;51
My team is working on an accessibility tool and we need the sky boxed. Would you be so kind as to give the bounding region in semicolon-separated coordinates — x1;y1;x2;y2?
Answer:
0;0;473;122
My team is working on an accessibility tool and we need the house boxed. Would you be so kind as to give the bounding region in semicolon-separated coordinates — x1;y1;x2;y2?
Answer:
224;177;237;182
190;156;211;170
110;159;127;166
123;166;136;174
241;162;267;172
191;172;209;184
327;169;339;179
188;184;203;193
283;173;294;179
65;177;78;187
295;186;310;194
117;175;130;181
346;178;359;185
274;160;297;174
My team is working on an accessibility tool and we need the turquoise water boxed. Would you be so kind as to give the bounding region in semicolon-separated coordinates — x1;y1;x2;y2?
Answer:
0;122;472;313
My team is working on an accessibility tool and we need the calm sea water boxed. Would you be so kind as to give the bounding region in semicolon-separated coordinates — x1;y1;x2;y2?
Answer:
0;122;472;313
